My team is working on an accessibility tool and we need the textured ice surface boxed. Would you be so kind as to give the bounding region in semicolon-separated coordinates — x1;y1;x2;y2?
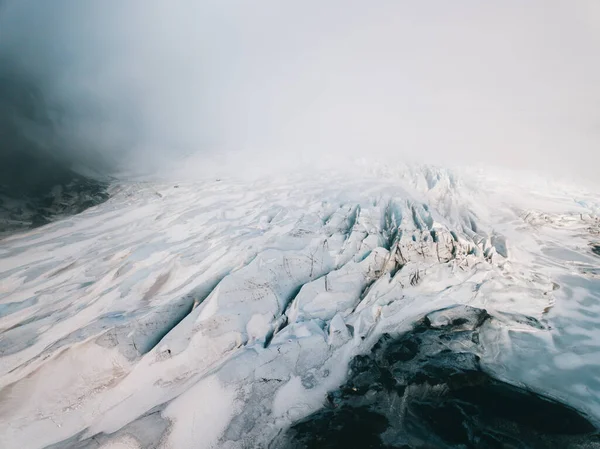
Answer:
1;163;599;448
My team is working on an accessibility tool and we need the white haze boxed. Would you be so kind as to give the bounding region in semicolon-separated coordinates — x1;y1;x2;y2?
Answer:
1;0;599;181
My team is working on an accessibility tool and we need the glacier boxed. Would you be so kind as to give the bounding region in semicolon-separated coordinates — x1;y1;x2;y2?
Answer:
1;162;600;448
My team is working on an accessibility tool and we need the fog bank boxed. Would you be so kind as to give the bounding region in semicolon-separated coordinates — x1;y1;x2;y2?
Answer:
1;0;599;181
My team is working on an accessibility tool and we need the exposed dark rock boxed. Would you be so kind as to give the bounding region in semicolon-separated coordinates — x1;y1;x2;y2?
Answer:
0;159;109;236
275;305;599;449
0;62;110;237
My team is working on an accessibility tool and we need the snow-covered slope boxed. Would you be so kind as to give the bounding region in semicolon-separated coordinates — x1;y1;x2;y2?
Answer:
1;164;599;448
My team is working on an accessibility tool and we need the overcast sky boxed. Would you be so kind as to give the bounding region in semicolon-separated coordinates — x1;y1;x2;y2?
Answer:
1;0;599;180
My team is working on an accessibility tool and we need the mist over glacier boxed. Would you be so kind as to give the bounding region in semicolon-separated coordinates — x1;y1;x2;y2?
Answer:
3;3;600;448
1;0;600;182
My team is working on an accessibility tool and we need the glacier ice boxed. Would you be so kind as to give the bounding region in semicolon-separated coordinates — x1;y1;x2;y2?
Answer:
1;163;600;448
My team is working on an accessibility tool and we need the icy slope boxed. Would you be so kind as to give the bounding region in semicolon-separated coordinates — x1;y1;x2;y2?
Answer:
1;165;599;448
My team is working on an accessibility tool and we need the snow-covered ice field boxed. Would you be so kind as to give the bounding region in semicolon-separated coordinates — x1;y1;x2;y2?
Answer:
1;163;600;448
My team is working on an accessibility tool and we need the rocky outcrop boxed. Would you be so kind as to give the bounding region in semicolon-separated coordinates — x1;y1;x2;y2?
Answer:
276;305;599;449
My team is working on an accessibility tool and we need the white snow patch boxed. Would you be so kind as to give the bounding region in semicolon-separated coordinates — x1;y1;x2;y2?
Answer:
161;376;240;449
